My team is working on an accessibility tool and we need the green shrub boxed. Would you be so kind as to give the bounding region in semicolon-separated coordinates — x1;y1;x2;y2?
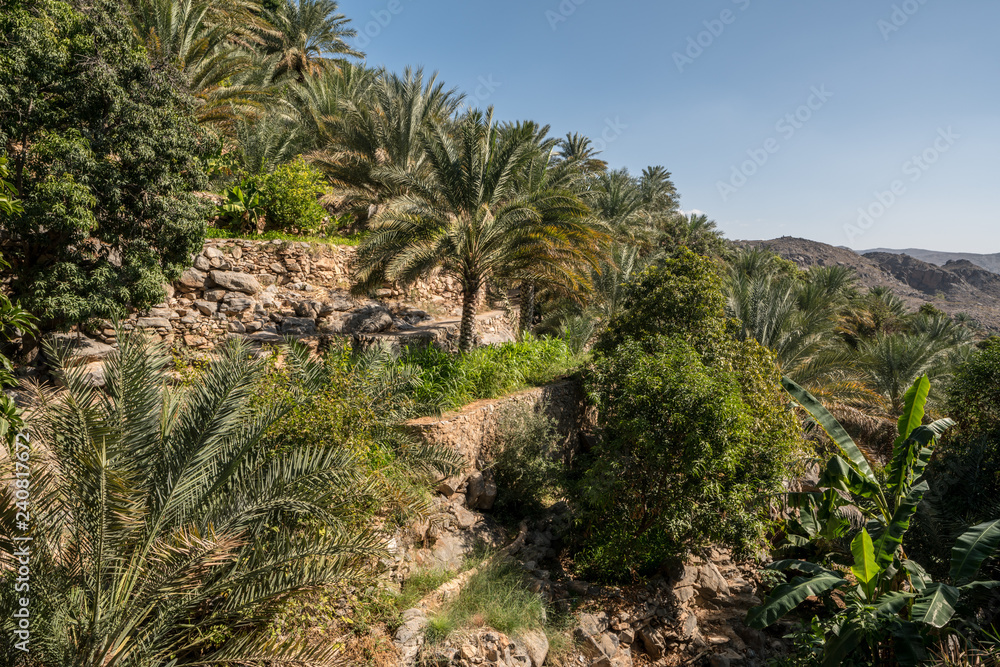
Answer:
490;406;565;519
575;250;801;579
259;158;329;234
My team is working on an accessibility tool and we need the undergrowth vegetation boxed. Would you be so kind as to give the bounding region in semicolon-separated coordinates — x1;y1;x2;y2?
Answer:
402;335;583;414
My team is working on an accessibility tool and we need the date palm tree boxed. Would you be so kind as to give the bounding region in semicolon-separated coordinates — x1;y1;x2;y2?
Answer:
354;109;602;352
262;0;362;82
310;67;463;223
127;0;272;126
0;334;399;666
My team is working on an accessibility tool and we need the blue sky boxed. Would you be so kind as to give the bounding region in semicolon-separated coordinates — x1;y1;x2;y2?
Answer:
337;0;999;252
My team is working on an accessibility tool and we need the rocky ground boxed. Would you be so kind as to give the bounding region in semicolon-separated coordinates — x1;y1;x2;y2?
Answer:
371;470;787;667
741;236;1000;332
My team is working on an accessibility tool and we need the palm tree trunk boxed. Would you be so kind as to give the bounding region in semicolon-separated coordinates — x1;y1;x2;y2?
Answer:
519;282;535;335
459;281;480;353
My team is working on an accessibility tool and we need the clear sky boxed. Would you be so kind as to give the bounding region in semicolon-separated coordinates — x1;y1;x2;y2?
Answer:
337;0;1000;252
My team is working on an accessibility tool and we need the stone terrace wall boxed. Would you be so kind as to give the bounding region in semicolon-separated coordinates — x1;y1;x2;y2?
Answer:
92;239;486;350
406;380;590;472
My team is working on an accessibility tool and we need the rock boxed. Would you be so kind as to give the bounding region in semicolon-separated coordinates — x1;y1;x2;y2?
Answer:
194;300;217;316
568;580;590;596
326;291;356;311
681;612;699;640
436;474;465;496
465;471;486;508
80;361;106;388
209;270;261;295
228;321;246;333
280;317;317;336
697;562;731;599
204;289;227;302
184;334;207;347
193;255;211;271
618;628;635;645
135;317;172;330
460;644;478;661
45;333;115;365
349;305;393;334
478;468;497;510
203;247;224;260
452;504;478;530
164;283;175;300
178;268;207;288
638;627;665;660
222;294;254;312
231;247;243;259
517;630;549;667
577;613;604;637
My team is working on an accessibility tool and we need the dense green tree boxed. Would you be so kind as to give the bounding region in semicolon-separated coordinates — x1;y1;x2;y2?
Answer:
0;157;36;440
0;0;209;326
577;250;802;578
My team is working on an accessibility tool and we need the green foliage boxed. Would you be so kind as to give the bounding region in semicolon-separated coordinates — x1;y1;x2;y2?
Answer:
751;379;1000;666
402;336;582;414
576;250;802;579
0;156;36;440
205;226;363;245
218;176;265;233
490;407;565;519
0;334;389;665
259;158;330;233
0;0;209;326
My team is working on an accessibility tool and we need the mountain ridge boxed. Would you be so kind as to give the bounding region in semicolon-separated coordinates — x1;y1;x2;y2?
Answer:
740;236;1000;332
859;247;1000;274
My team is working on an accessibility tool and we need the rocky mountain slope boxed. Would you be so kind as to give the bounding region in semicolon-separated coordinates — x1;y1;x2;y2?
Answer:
740;236;1000;332
861;247;1000;274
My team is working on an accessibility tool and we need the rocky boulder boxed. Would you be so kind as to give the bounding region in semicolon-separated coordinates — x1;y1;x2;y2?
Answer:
209;270;261;295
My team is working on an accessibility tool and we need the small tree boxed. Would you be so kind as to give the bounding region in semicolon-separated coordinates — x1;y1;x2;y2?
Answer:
576;250;802;578
0;0;209;326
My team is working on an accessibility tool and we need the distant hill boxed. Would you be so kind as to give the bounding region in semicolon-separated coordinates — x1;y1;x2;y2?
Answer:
739;236;1000;332
860;248;1000;274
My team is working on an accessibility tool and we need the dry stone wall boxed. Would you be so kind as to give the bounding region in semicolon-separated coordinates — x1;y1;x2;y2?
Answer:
86;238;510;351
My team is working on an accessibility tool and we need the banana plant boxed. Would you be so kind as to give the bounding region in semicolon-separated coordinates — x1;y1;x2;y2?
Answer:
782;376;952;556
748;377;1000;665
218;177;264;233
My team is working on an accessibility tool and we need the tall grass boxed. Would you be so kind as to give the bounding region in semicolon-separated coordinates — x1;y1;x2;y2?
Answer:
426;561;547;643
405;335;582;414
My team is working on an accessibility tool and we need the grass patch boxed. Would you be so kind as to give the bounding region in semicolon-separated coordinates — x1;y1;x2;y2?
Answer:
396;568;455;610
403;335;584;414
425;560;547;644
205;227;364;246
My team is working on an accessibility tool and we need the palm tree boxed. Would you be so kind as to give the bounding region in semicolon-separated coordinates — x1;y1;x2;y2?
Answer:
0;334;390;666
354;109;601;352
127;0;272;127
556;133;608;174
311;67;463;223
262;0;362;82
855;331;957;413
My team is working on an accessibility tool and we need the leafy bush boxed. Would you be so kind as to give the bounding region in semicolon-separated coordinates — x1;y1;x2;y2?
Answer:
259;158;329;234
403;335;581;413
575;249;802;579
0;0;209;326
490;406;565;519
